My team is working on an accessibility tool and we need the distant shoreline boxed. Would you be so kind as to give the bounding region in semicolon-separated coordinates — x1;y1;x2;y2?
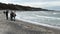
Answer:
0;3;52;11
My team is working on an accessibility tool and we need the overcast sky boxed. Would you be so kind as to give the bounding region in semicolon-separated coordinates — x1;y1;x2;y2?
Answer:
0;0;60;10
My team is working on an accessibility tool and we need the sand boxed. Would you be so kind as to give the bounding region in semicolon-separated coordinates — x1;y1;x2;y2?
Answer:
0;10;60;34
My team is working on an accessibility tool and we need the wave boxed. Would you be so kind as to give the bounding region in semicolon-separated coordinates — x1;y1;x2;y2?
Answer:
16;16;60;30
36;15;60;20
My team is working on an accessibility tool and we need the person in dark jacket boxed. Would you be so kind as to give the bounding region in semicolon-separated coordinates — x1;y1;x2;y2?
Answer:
4;10;9;20
13;11;16;21
10;11;16;21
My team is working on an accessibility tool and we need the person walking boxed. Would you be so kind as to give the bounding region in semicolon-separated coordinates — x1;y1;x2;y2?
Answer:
4;10;9;20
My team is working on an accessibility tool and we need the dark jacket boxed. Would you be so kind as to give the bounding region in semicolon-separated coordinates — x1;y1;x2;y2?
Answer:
10;12;16;17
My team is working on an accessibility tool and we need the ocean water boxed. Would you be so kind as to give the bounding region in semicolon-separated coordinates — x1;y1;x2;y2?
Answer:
15;11;60;29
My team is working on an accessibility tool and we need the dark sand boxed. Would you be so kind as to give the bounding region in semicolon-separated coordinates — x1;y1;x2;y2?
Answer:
0;10;60;34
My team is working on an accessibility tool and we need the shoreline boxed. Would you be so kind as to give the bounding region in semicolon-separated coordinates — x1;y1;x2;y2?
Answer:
16;18;60;30
15;17;60;34
15;11;60;30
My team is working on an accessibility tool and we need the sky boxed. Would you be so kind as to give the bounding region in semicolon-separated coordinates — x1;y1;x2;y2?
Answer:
0;0;60;10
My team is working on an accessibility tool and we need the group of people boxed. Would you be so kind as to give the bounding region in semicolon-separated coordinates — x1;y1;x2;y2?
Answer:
3;10;16;21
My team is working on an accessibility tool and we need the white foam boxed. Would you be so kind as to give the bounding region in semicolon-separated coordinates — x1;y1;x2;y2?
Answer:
16;17;60;30
53;13;57;14
40;11;49;14
36;15;60;20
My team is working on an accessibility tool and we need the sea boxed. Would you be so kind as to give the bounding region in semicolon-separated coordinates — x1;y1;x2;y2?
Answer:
14;11;60;29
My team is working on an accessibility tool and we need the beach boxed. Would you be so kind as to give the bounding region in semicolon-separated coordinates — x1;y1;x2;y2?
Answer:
0;10;60;34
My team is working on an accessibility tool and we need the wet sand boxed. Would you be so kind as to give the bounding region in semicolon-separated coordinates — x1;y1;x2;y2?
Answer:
0;10;60;34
